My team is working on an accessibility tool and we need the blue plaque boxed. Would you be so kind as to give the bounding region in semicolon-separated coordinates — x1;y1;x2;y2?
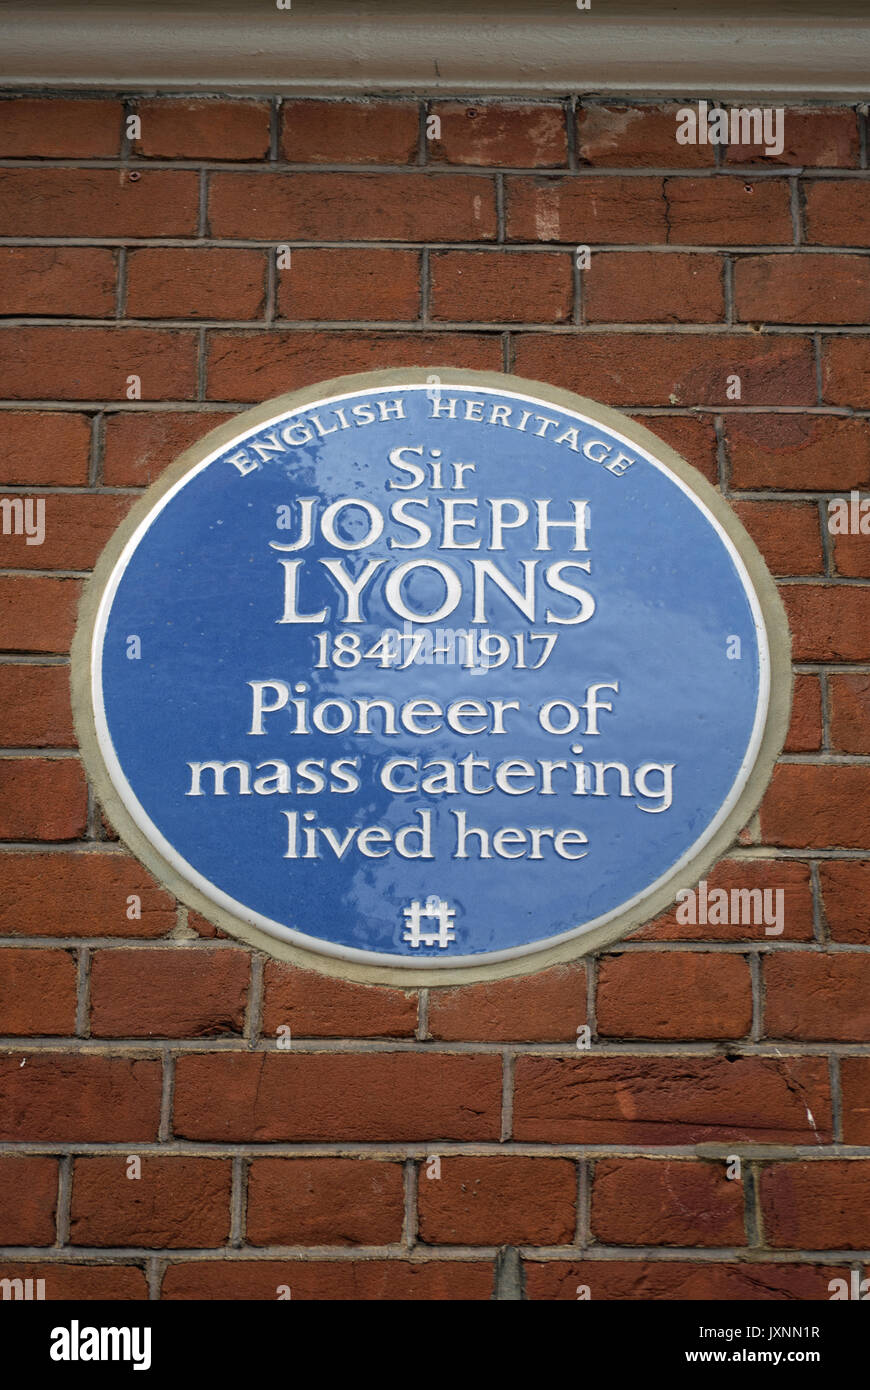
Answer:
73;370;790;982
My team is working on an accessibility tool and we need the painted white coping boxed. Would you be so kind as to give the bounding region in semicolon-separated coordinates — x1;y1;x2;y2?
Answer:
1;0;870;99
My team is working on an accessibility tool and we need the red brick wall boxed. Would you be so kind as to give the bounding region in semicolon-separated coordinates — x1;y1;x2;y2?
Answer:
1;92;869;1302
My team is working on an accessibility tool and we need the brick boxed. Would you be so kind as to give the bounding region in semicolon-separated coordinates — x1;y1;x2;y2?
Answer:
506;175;666;243
186;909;224;939
134;98;270;160
512;333;814;407
0;413;91;488
0;493;132;571
841;1057;870;1143
246;1158;405;1246
206;330;502;401
584;251;724;323
0;576;82;653
0;1055;162;1141
761;1161;870;1248
512;1055;831;1143
836;500;870;573
0;327;198;402
430;249;571;323
664;177;793;244
162;1259;493;1300
764;952;870;1040
733;500;823;576
0;758;86;840
785;674;823;752
830;673;870;752
173;1052;502;1141
823;337;870;406
804;180;870;246
819;860;870;943
730;815;760;844
726;415;870;491
428;962;585;1042
725;108;859;167
760;763;870;848
577;103;715;168
590;1158;745;1246
0;850;176;938
0;98;122;157
261;961;416;1039
126;248;266;321
632;859;814;942
276;248;420;321
430;102;567;167
102;410;234;487
418;1156;575;1246
524;1259;846;1301
0;1156;57;1244
0;169;200;238
0;947;76;1035
832;522;870;578
209;171;497;241
781;584;870;661
0;1263;147;1299
281;99;419;164
631;414;719;484
0;665;74;746
597;951;752;1039
839;519;867;578
0;248;116;318
70;1156;231;1248
90;947;249;1038
735;253;870;324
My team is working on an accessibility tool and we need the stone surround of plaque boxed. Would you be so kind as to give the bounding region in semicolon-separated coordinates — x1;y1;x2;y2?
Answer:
72;368;791;984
